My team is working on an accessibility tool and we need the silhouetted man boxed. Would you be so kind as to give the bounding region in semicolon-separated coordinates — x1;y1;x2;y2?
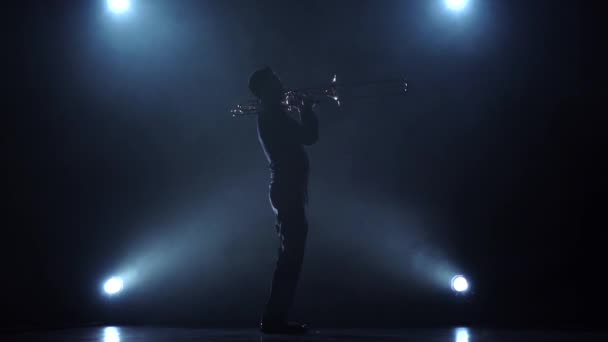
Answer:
248;67;318;334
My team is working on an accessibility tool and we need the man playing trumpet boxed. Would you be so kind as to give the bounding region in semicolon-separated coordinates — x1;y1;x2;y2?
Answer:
248;67;319;334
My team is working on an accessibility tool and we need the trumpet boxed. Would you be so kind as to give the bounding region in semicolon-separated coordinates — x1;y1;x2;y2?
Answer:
230;75;408;117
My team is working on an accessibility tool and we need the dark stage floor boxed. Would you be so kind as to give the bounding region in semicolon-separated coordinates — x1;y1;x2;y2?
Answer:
3;326;607;342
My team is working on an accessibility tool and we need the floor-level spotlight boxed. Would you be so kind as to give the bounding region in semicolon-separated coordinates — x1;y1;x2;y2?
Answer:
103;276;124;295
451;275;469;293
455;327;470;342
103;326;121;342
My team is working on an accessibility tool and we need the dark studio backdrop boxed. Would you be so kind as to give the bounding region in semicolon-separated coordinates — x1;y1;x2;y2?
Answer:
5;0;604;331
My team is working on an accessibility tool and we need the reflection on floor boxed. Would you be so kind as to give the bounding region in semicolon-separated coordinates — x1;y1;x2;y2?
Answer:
4;326;607;342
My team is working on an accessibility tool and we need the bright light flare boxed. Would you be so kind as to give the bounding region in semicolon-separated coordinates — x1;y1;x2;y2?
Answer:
451;275;469;292
103;277;124;295
103;327;121;342
107;0;131;14
455;328;470;342
445;0;469;11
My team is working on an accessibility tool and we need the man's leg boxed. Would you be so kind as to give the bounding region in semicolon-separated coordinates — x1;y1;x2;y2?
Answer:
263;202;308;324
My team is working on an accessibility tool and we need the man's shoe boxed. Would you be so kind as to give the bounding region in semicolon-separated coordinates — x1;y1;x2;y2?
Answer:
260;321;308;335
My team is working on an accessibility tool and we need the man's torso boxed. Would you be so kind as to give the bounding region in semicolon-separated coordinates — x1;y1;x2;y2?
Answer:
257;110;309;190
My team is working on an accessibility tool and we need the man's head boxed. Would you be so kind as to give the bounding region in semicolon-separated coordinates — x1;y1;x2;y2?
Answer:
248;67;284;103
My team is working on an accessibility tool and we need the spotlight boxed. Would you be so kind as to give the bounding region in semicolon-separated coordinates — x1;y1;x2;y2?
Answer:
107;0;131;14
445;0;469;11
103;327;121;342
103;276;124;295
451;275;469;292
455;327;470;342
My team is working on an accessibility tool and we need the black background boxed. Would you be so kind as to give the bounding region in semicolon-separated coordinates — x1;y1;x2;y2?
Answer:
5;0;604;330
